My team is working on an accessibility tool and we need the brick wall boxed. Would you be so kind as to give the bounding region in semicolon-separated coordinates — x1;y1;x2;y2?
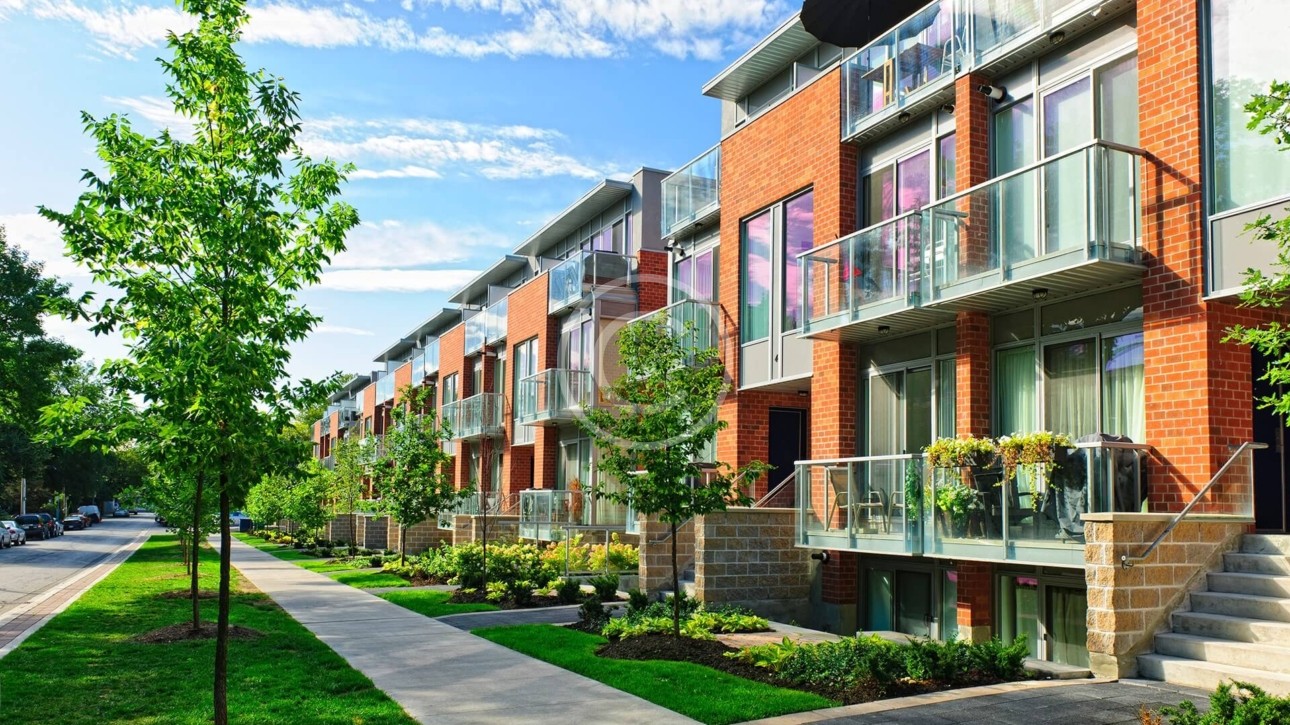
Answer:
450;515;520;545
356;515;390;551
326;515;356;546
637;249;670;314
392;360;412;405
956;560;994;642
1084;513;1251;677
388;518;453;557
955;312;991;437
503;273;553;496
693;508;812;622
638;517;695;594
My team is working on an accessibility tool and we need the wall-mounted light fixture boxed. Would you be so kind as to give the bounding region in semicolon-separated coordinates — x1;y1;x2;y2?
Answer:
978;84;1007;101
1048;29;1067;44
1032;288;1050;301
877;325;891;336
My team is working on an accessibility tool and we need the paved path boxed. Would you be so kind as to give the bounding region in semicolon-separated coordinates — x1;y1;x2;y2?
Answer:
0;518;153;656
222;536;696;725
741;679;1211;725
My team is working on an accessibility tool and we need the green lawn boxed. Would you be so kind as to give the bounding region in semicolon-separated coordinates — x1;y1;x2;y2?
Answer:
330;571;411;589
232;532;357;572
475;625;835;725
0;535;414;725
378;589;499;617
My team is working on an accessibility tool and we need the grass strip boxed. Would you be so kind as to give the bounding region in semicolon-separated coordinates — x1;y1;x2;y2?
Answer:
378;589;499;618
475;624;835;725
330;571;411;589
0;535;415;725
232;532;356;572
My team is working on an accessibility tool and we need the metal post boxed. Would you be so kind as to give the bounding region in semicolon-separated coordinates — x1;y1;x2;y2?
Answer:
20;477;27;515
604;529;611;575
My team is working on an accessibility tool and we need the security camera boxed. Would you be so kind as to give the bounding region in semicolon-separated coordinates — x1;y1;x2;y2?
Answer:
978;84;1007;101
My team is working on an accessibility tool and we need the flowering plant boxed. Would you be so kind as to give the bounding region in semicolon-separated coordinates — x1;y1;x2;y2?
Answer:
923;436;998;469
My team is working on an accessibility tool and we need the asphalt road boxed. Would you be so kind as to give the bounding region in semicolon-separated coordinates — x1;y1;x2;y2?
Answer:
0;514;157;616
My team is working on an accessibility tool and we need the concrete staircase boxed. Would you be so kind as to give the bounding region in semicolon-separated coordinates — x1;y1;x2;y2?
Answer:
1140;534;1290;694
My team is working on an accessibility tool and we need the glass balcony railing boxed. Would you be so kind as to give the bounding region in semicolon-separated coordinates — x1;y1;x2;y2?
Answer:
465;300;508;354
798;441;1152;567
662;146;721;237
801;212;923;334
518;488;629;541
442;392;505;440
842;0;960;138
376;375;395;403
922;141;1142;306
548;251;634;314
970;0;1088;65
464;314;486;354
423;338;440;376
515;369;595;426
321;454;335;470
628;299;720;358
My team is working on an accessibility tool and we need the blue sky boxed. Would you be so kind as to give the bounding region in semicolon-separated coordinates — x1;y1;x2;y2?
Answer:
0;0;793;383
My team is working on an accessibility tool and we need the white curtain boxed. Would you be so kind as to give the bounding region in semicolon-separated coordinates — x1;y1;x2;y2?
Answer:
1101;332;1145;441
996;347;1037;434
1045;339;1097;439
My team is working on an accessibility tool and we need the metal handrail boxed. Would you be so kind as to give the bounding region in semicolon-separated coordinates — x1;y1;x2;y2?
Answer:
1121;441;1267;568
755;470;797;508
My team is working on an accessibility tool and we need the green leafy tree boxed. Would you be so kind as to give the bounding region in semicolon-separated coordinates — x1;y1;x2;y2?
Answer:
579;317;765;637
374;384;470;564
284;464;331;536
38;1;357;720
245;474;288;532
1227;80;1290;414
329;434;368;554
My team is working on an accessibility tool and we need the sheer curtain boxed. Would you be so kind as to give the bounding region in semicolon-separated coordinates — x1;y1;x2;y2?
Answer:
1044;339;1097;438
1048;585;1090;667
1102;332;1145;441
995;347;1037;435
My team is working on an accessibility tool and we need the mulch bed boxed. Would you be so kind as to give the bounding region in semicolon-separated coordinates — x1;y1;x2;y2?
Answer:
595;634;1005;705
133;623;263;644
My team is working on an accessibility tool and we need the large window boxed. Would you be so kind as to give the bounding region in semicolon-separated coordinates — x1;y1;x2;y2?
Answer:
783;193;815;331
559;316;594;372
673;243;717;303
740;190;815;343
741;210;773;343
1209;0;1290;213
513;338;537;446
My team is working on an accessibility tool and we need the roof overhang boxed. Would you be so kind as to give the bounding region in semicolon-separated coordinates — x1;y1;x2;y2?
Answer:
448;255;529;305
511;179;635;259
329;374;371;403
702;14;818;101
373;307;461;362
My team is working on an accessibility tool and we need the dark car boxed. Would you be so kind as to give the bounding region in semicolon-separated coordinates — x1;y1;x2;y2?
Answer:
14;514;47;540
63;514;87;531
36;513;59;538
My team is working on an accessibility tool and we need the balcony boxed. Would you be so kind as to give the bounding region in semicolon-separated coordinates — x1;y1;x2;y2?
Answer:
842;0;960;141
628;299;721;359
922;141;1143;312
464;298;507;354
662;146;721;238
443;392;505;441
321;454;335;470
376;375;395;404
412;339;440;381
548;251;634;315
797;441;1151;567
518;488;629;541
515;369;594;427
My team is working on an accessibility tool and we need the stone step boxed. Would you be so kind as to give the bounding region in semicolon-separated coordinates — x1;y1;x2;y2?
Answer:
1154;633;1290;675
1138;654;1290;697
1242;534;1290;557
1224;552;1290;576
1173;611;1290;646
1191;591;1290;623
1209;571;1290;598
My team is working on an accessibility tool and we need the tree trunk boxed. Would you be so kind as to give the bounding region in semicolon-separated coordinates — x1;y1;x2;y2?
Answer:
399;524;407;565
670;519;680;638
191;471;205;632
214;471;231;725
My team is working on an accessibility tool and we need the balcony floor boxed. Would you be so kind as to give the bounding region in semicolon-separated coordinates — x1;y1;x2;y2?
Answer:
929;255;1145;315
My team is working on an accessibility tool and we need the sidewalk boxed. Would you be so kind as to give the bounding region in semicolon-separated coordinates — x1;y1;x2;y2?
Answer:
223;536;696;724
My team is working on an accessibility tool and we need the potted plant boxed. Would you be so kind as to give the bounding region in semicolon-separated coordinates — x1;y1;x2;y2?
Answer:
924;436;999;470
933;478;976;537
996;432;1074;509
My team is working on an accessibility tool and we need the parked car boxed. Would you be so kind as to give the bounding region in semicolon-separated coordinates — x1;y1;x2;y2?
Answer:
14;514;47;540
2;520;24;546
77;505;102;524
127;508;138;515
111;508;130;518
0;520;13;547
36;513;59;538
154;514;168;527
62;515;87;531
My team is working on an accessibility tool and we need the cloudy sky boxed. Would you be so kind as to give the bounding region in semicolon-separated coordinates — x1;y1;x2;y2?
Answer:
0;0;792;382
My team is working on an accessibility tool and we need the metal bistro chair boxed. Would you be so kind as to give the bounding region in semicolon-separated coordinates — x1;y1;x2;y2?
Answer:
826;466;889;534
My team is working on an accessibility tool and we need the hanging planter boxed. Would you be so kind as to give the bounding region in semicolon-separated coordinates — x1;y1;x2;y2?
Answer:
924;436;999;470
997;432;1074;509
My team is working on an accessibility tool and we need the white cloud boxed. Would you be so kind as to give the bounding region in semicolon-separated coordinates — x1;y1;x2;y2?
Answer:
348;165;442;180
315;323;375;336
102;95;195;137
318;268;481;292
6;0;788;60
330;219;508;270
0;212;87;280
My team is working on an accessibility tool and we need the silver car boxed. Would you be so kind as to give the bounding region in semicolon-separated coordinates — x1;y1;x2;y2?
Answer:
1;520;25;547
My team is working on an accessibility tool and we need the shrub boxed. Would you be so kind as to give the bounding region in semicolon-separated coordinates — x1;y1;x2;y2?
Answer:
579;598;610;631
555;578;583;605
627;588;650;613
539;533;640;574
367;555;383;569
1161;682;1290;724
588;574;620;601
602;602;769;641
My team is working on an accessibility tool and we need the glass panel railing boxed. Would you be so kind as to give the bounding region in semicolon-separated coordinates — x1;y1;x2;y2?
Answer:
437;494;480;530
486;298;508;346
801;213;923;333
842;0;959;137
464;313;486;353
797;455;926;556
412;352;426;382
518;488;627;541
423;338;440;375
445;393;505;440
629;299;720;358
662;146;721;236
922;141;1142;304
969;0;1091;66
515;369;595;425
548;250;634;314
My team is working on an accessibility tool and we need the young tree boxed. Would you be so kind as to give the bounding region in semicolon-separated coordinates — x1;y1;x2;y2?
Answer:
579;317;765;637
329;434;367;554
374;384;470;564
1227;80;1290;412
39;1;357;720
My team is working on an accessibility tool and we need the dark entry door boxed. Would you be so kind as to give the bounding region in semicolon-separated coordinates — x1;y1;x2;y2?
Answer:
1252;351;1290;531
767;408;808;496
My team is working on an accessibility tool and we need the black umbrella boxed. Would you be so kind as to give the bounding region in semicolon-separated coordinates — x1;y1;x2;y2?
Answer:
800;0;929;49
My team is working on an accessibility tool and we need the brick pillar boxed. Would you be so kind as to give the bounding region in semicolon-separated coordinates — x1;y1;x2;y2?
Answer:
956;311;991;437
1138;0;1253;511
956;561;994;643
954;73;993;275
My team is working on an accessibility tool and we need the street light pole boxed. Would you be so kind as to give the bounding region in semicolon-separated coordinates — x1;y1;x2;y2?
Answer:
20;477;27;515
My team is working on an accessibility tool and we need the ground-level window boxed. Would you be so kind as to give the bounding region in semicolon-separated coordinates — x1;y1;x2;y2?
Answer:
862;560;958;641
998;570;1088;667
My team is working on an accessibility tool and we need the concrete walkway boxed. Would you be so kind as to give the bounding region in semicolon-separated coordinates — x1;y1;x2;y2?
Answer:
223;537;696;725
